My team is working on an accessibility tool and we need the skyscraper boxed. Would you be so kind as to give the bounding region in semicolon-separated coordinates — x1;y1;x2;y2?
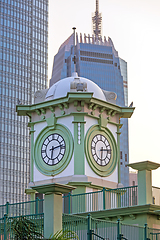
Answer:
50;0;129;186
0;0;48;204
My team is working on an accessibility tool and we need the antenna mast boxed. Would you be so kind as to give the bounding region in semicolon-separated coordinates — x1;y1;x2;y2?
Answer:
92;0;102;40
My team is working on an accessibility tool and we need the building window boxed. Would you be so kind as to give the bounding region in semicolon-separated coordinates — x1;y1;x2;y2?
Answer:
80;50;113;59
125;154;127;162
80;57;113;65
120;151;122;159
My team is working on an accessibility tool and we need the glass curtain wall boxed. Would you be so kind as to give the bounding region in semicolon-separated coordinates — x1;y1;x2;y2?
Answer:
0;0;48;204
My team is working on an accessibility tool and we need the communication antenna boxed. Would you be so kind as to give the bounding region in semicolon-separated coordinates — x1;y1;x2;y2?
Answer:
92;0;102;40
72;27;76;72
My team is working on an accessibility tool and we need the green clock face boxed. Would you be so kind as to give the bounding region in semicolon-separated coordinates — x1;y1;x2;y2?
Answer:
41;134;66;166
85;125;118;177
34;124;73;176
91;134;112;166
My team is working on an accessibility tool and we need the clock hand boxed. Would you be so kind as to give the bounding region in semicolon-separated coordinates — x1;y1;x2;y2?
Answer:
49;146;55;159
99;148;111;158
52;144;65;150
100;147;103;159
100;148;111;152
49;144;65;159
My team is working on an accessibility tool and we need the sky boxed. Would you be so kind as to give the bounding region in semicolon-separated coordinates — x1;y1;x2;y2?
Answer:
48;0;160;186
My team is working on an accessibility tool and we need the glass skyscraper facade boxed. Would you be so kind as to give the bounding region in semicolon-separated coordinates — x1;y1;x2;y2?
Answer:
0;0;48;204
50;33;129;186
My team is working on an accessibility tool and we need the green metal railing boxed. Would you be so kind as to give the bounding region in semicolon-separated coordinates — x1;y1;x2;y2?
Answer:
148;227;160;240
89;214;118;240
0;213;44;240
63;213;88;239
0;198;44;218
63;214;155;240
0;199;159;239
120;220;144;239
0;186;138;217
63;185;138;214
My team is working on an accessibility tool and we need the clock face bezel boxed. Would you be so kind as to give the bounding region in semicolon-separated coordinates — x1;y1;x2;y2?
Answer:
41;133;66;166
34;124;73;176
85;125;118;177
91;134;112;166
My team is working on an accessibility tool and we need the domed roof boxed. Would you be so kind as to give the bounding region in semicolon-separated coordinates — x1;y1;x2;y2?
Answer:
45;72;106;102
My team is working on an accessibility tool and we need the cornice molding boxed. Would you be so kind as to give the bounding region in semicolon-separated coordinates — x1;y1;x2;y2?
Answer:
16;92;135;119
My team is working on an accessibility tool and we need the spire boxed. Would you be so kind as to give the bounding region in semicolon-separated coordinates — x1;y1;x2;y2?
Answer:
92;0;102;39
72;27;76;72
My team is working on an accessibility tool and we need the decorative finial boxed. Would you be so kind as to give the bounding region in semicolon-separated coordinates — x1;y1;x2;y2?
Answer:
72;27;76;72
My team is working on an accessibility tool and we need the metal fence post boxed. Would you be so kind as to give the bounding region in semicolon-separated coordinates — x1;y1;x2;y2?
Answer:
117;219;121;240
35;197;39;214
68;192;71;214
6;202;9;215
4;214;8;240
103;187;106;210
87;213;92;240
144;223;149;240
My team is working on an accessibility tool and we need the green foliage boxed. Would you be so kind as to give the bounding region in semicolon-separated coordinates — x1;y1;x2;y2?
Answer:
10;216;43;240
49;229;79;240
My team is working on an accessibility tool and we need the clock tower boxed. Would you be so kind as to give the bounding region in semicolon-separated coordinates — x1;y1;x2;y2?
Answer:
17;72;134;194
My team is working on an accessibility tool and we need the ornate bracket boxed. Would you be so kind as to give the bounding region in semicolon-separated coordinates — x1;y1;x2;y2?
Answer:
107;109;113;116
81;101;85;107
35;109;41;116
58;104;64;110
49;106;55;112
117;215;124;221
111;111;117;117
46;113;57;130
129;214;136;220
74;101;78;107
88;103;94;109
63;103;69;109
40;108;46;114
98;115;108;130
99;107;105;113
